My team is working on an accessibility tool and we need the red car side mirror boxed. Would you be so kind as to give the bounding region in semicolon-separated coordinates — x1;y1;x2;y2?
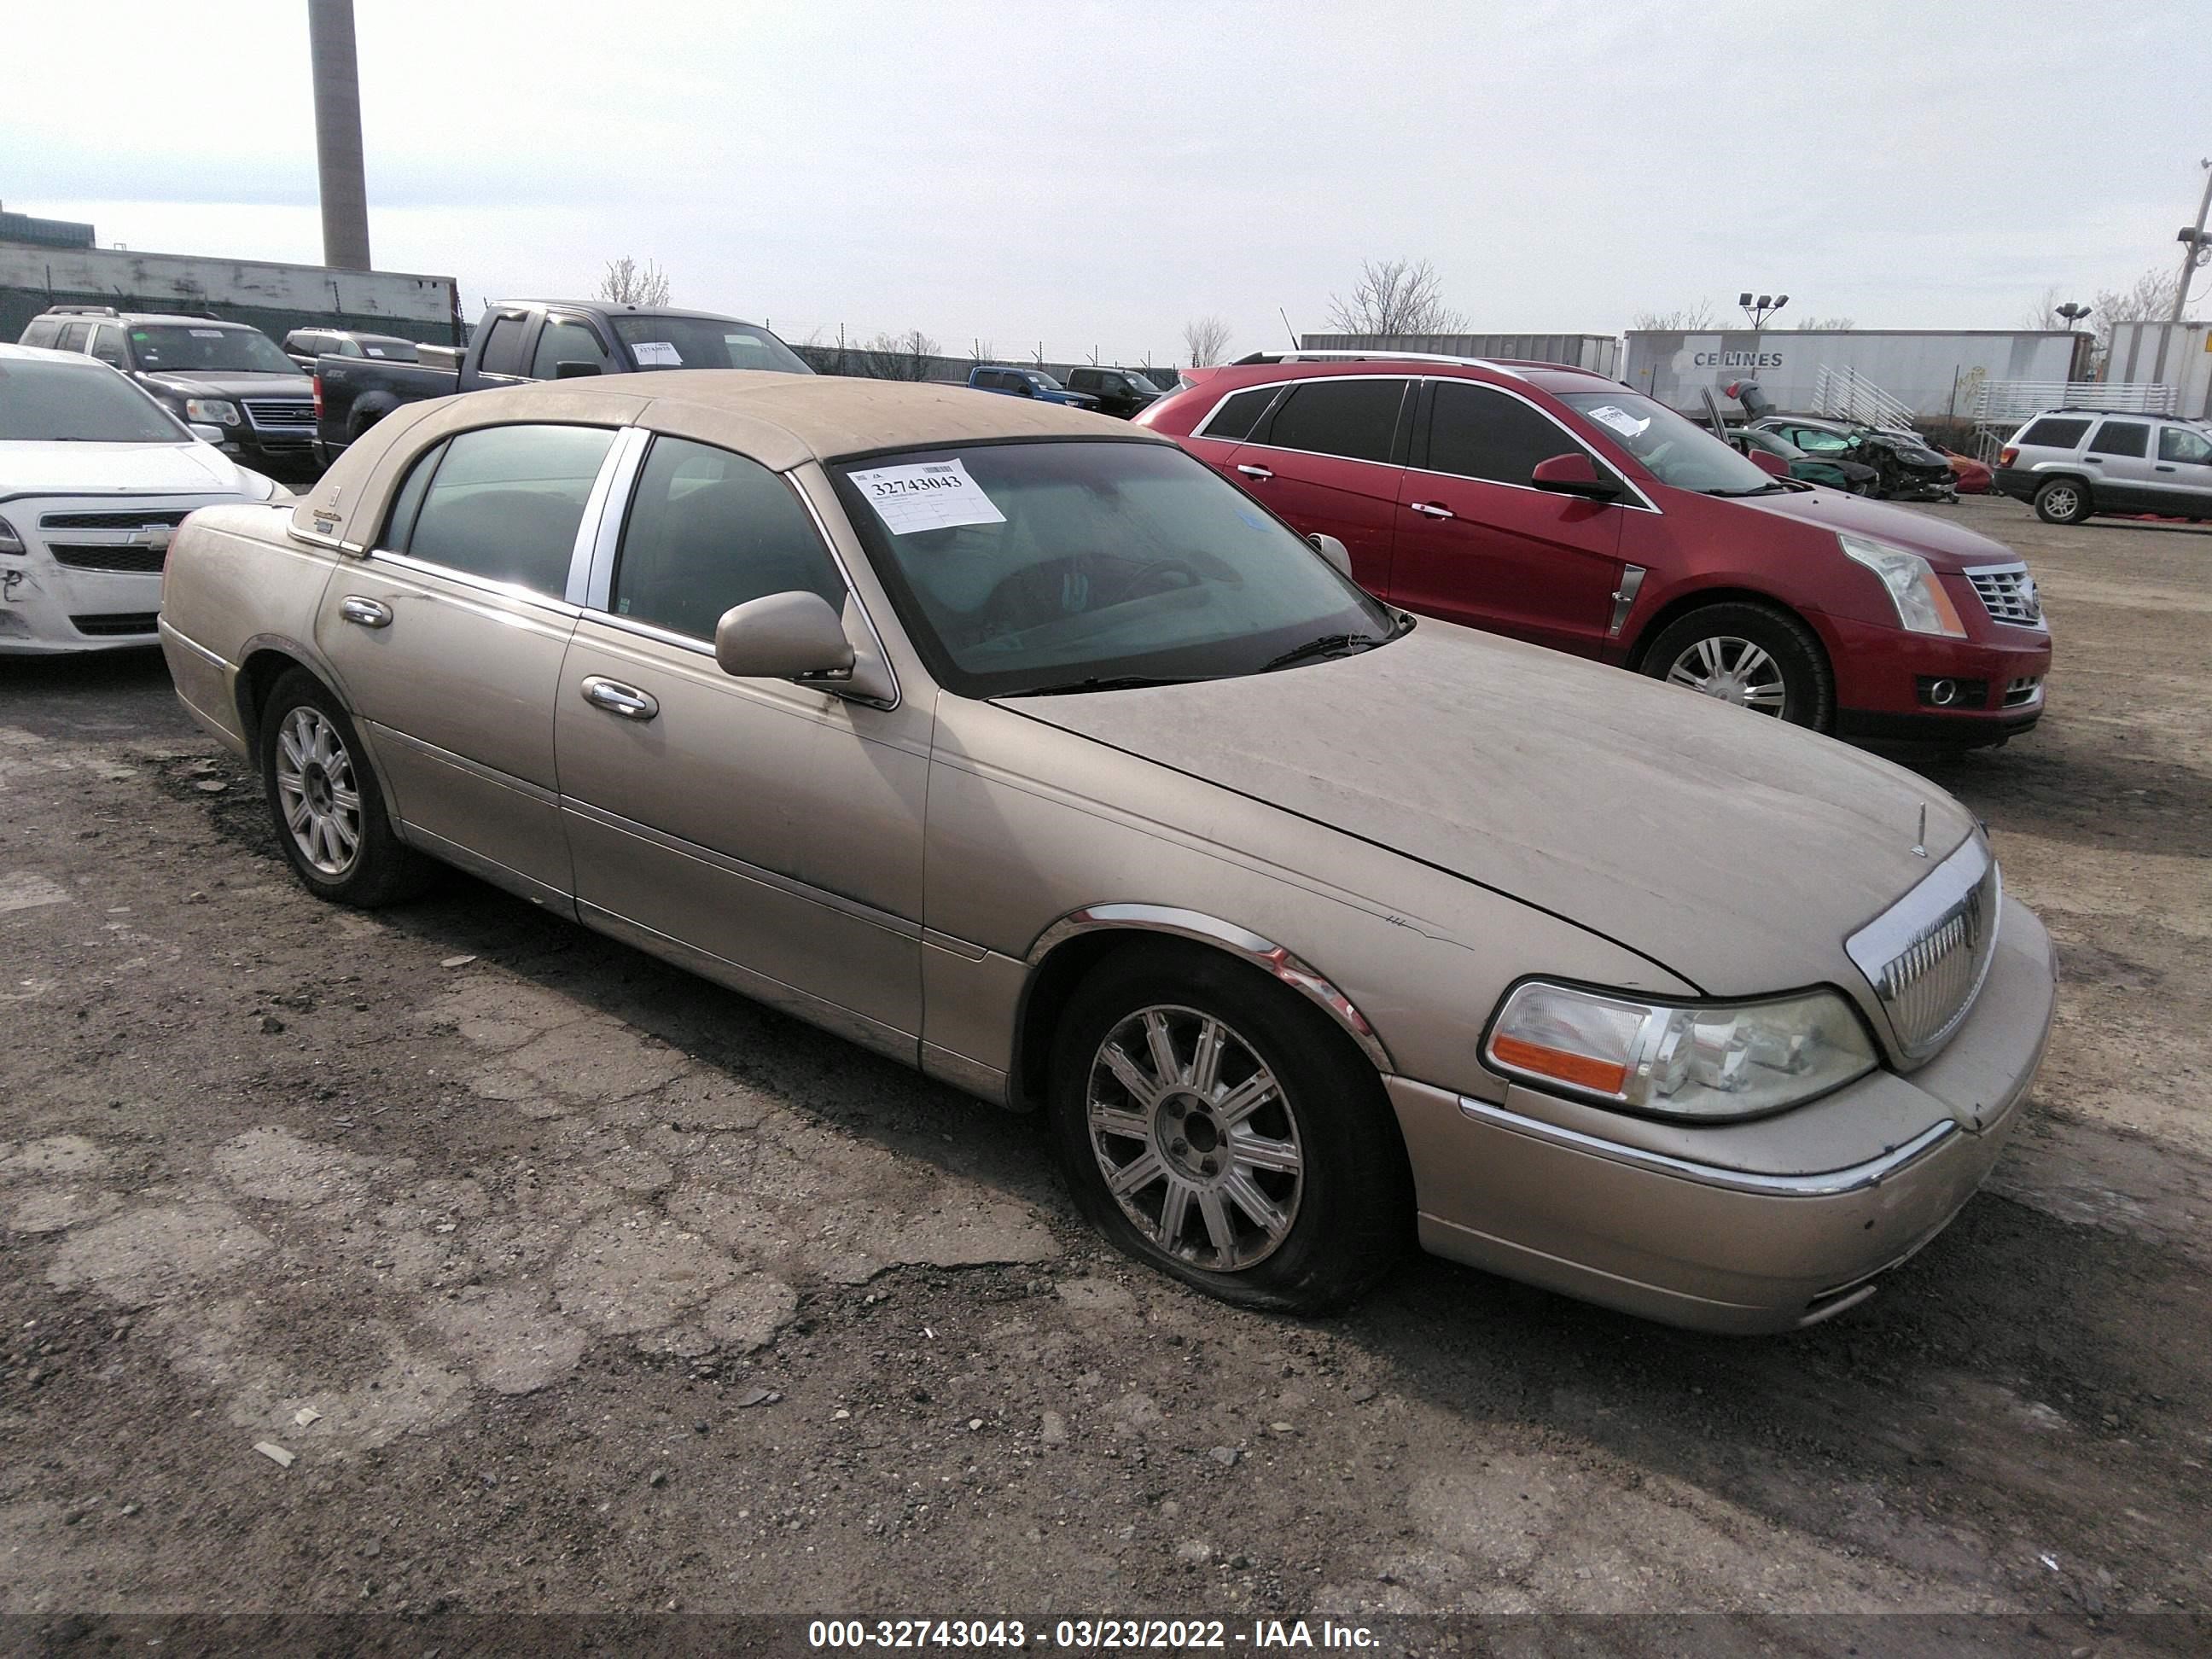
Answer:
1530;451;1622;501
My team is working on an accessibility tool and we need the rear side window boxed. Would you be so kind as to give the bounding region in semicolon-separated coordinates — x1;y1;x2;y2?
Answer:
2157;426;2212;465
531;317;613;379
1427;381;1591;487
1263;379;1406;463
20;318;62;348
1198;386;1278;441
474;316;530;377
2088;421;2149;458
393;423;615;596
609;436;846;642
2018;416;2092;449
56;322;91;352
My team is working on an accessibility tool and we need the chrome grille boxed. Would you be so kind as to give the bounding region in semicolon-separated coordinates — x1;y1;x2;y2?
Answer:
1846;837;2003;1063
242;399;316;432
2004;676;2043;707
1964;562;2043;627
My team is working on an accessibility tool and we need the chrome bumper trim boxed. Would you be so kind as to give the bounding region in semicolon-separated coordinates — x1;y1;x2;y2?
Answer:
1453;1093;1958;1198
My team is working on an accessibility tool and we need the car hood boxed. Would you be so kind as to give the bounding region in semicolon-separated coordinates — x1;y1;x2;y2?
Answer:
999;620;1976;997
140;371;313;400
1731;486;2023;570
0;439;263;498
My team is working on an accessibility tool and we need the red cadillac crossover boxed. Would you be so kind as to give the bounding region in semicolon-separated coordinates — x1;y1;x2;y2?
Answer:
1138;355;2051;746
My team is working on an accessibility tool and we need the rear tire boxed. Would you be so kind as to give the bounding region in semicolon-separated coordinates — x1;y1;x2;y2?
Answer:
258;669;430;907
1045;942;1411;1314
1640;602;1833;731
2034;476;2093;525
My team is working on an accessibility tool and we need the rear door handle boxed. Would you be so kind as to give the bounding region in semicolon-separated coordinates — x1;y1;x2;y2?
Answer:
1408;502;1455;520
580;677;659;721
1235;463;1273;481
338;596;392;628
2083;457;2103;463
2156;463;2177;472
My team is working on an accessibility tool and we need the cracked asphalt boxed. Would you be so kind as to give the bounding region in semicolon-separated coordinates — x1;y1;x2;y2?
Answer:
0;497;2206;1650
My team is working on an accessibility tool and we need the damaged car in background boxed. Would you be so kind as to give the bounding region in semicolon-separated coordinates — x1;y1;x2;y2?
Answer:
157;373;2056;1334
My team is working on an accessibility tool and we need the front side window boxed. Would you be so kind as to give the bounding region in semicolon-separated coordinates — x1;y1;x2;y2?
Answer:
389;423;615;596
2088;421;2149;458
830;439;1396;698
1789;425;1852;454
1558;391;1785;494
1425;381;1598;487
124;325;295;374
0;359;188;442
531;317;613;380
608;316;812;374
89;327;127;367
609;436;845;641
1263;379;1406;464
2157;426;2212;466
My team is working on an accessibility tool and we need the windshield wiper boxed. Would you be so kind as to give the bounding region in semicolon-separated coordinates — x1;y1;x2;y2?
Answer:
1003;673;1206;697
1260;632;1386;672
1702;483;1794;497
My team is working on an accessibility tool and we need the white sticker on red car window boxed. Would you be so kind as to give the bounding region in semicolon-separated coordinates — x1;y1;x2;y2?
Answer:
1586;405;1649;438
631;341;682;366
847;459;1007;535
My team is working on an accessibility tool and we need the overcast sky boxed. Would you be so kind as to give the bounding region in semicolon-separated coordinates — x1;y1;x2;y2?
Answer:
9;1;2209;362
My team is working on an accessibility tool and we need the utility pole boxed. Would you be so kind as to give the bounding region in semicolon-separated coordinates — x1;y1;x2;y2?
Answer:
2151;159;2212;384
307;0;372;271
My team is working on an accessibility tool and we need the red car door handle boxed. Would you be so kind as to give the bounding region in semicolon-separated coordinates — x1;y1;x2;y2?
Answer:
1235;463;1273;481
1408;502;1455;520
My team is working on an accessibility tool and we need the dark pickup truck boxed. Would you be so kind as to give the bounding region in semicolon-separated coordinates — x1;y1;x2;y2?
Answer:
1062;364;1164;419
313;300;811;465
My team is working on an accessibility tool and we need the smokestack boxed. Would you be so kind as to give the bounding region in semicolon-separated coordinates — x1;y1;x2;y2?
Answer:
308;0;371;271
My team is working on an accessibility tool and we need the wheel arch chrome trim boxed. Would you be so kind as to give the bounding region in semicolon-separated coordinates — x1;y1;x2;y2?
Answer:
1024;903;1393;1071
1456;1093;1958;1196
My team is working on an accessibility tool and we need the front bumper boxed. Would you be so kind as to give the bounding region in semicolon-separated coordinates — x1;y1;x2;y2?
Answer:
1824;611;2052;747
0;559;163;655
1387;897;2057;1334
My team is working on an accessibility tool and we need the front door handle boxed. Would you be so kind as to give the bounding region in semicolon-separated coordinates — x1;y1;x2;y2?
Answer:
339;596;392;628
580;677;659;721
2156;463;2177;472
2083;457;2103;463
1408;501;1456;520
1235;463;1274;481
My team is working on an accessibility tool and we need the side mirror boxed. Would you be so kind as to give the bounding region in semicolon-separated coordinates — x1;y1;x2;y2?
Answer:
713;591;856;681
187;422;228;445
553;360;602;379
1307;533;1354;581
1529;452;1622;501
1746;448;1790;477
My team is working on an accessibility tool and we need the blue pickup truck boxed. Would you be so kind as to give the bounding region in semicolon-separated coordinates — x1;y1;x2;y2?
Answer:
966;364;1099;410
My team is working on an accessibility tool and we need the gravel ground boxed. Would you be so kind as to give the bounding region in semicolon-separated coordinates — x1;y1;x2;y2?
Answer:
0;496;2205;1650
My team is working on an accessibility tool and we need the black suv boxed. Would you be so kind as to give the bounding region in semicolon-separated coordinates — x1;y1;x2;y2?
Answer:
1062;364;1166;419
20;306;319;479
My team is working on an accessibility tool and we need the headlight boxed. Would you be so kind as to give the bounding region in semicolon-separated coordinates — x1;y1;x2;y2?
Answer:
183;399;242;428
1840;533;1965;637
1484;981;1877;1121
0;516;22;556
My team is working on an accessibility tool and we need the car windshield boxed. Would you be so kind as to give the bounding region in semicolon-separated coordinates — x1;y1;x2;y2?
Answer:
610;316;812;374
0;359;189;442
1560;390;1787;495
1121;372;1161;394
830;439;1399;698
1025;371;1065;390
127;325;297;375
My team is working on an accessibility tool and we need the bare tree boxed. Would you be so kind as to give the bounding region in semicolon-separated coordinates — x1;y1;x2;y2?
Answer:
1181;315;1232;367
2019;285;2071;331
859;329;939;381
2087;265;2186;358
1324;259;1465;336
1629;300;1717;332
1792;316;1857;331
969;338;998;366
597;256;672;307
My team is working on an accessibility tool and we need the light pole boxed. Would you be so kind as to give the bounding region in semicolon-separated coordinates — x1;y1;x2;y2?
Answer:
2151;160;2212;384
2055;301;2093;380
1737;291;1788;387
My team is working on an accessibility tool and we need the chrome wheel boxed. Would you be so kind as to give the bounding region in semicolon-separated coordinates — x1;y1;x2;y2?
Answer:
1664;635;1788;714
273;706;363;876
2039;484;2081;520
1086;1004;1303;1272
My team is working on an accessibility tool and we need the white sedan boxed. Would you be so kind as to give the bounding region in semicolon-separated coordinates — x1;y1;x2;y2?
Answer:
0;341;285;654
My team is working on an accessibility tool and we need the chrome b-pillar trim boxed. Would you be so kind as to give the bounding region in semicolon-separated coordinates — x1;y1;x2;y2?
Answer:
1607;565;1646;638
1025;903;1393;1071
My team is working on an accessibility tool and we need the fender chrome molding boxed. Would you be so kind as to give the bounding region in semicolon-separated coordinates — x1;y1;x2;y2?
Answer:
1027;903;1393;1071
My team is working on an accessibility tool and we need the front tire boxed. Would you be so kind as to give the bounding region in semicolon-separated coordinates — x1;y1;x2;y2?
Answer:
1640;602;1832;731
2034;476;2093;525
259;669;428;906
1045;943;1411;1313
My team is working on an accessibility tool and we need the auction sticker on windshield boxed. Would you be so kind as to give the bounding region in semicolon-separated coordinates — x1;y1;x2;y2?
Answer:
847;459;1008;534
631;341;683;366
1586;405;1650;438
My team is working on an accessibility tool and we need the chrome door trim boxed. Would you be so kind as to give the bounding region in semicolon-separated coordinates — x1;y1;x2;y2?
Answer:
373;723;561;806
575;424;654;608
360;547;584;620
400;821;578;919
1458;1092;1959;1197
1025;902;1392;1070
561;796;922;940
1607;565;1646;637
1406;379;1664;515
